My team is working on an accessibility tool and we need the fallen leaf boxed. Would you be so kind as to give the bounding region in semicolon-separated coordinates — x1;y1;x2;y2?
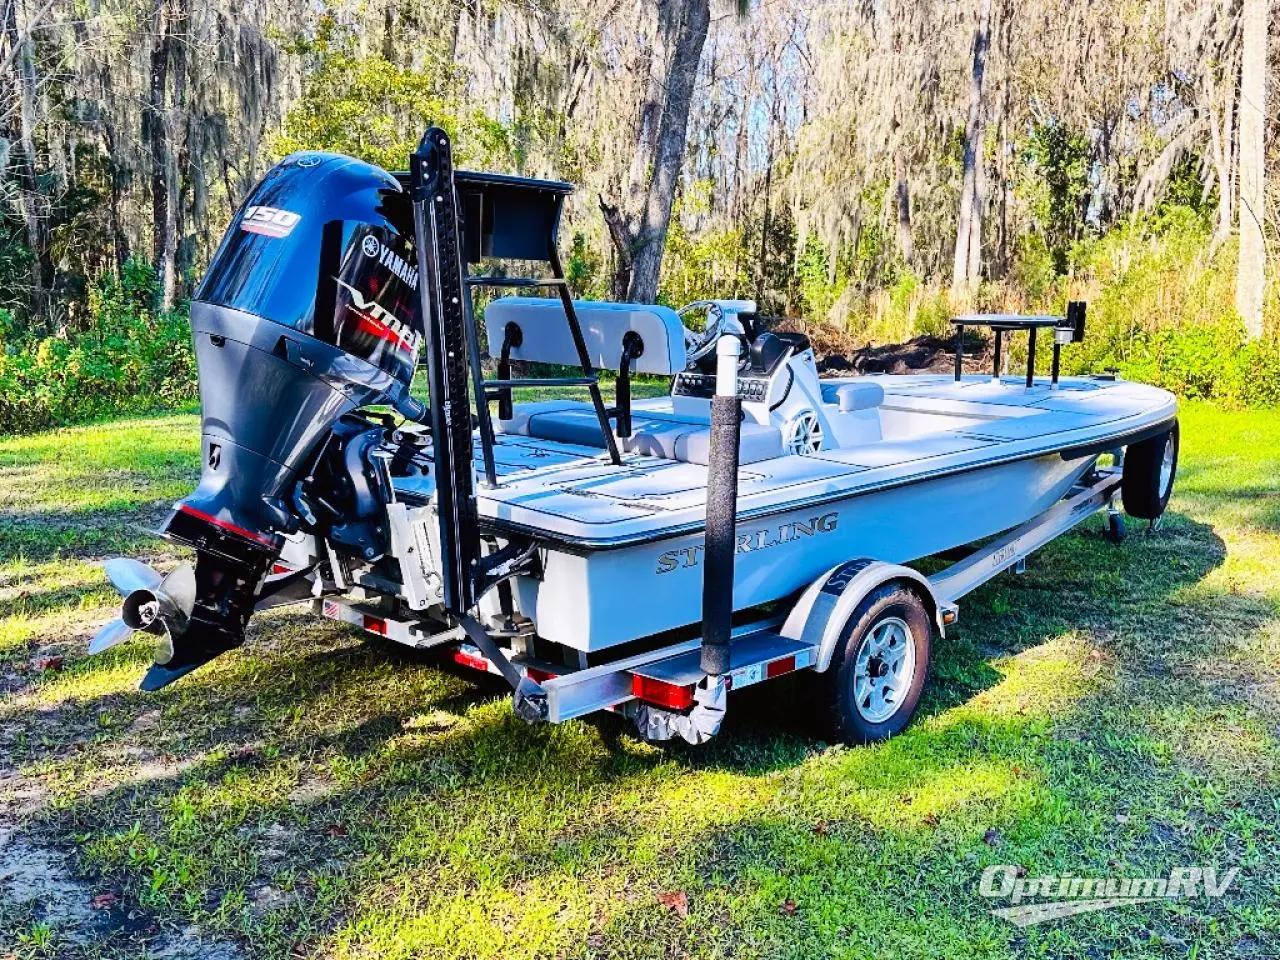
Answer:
780;898;798;916
812;821;830;836
657;890;688;917
36;656;64;672
90;891;119;910
325;824;348;838
983;828;1003;847
922;812;940;827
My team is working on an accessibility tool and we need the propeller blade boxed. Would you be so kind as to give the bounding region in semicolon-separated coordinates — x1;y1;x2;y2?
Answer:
88;618;134;655
104;557;163;597
152;625;176;666
158;563;197;618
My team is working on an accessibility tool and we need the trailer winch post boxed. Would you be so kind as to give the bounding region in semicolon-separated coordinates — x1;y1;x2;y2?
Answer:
700;334;743;675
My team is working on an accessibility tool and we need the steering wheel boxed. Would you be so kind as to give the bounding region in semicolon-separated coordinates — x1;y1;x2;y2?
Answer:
679;300;744;368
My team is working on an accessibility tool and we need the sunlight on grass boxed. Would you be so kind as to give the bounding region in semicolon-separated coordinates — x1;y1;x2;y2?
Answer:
1;402;1278;958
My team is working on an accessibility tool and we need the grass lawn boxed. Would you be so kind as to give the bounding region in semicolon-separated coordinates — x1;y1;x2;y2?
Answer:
0;402;1277;958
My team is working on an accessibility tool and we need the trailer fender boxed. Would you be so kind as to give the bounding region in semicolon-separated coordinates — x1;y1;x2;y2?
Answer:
781;559;944;674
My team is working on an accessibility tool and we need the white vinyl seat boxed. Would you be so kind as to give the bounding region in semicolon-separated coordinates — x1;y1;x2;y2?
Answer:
821;381;885;411
498;403;784;465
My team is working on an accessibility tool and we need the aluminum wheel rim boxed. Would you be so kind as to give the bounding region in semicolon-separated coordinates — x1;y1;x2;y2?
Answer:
852;616;915;724
1159;439;1175;497
787;412;824;455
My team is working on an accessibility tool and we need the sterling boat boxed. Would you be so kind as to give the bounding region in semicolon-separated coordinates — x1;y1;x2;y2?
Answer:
88;128;1179;745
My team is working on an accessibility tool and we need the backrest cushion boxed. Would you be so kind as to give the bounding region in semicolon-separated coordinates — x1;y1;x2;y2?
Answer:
483;297;686;375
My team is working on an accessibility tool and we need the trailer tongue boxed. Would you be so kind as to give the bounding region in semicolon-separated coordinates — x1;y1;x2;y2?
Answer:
88;127;1178;746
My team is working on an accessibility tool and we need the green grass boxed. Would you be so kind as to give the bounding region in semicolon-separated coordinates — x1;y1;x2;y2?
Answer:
0;403;1277;958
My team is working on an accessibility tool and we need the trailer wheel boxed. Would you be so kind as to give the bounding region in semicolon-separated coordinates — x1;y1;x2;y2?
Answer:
1121;421;1179;520
821;584;932;745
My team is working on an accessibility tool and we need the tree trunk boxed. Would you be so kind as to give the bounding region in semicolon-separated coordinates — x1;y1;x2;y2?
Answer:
951;0;992;299
627;0;711;304
171;0;193;302
756;135;774;305
1207;48;1238;252
1236;0;1268;339
625;0;678;214
893;141;913;265
599;198;634;302
6;0;48;324
995;0;1012;278
147;0;178;310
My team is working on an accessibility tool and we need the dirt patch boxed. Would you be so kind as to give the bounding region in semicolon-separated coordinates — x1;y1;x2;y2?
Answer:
817;332;994;376
0;825;97;941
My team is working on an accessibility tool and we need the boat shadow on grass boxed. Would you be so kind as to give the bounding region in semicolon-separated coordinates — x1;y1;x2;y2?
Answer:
5;509;1272;957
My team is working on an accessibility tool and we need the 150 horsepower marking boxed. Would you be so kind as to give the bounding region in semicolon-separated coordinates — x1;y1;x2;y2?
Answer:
239;205;300;238
655;512;839;574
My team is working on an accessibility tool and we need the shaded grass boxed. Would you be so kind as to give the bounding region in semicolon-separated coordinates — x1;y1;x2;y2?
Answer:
0;402;1277;958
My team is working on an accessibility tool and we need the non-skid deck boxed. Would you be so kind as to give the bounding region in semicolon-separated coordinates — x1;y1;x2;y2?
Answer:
393;374;1176;547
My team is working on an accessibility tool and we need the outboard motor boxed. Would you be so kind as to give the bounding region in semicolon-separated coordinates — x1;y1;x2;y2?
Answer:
93;151;428;689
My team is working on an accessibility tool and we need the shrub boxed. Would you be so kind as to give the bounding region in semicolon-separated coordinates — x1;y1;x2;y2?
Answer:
0;260;196;434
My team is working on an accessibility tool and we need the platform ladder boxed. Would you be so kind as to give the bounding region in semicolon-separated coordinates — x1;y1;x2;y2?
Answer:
452;169;622;488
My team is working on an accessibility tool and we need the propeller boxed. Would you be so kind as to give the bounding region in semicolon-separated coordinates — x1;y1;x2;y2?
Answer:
89;558;197;658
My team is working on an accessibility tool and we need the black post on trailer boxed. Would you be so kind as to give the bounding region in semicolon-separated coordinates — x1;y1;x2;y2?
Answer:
700;336;743;676
409;126;480;613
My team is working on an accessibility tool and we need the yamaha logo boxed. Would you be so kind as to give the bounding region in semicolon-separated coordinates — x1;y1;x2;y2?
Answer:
359;234;419;290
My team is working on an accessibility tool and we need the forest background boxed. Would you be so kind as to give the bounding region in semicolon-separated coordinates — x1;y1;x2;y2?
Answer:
1;0;1278;433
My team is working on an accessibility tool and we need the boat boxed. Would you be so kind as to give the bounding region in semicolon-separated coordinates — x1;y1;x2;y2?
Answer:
87;128;1179;745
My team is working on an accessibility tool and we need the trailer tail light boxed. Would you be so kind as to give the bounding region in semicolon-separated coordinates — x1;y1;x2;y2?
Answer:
525;666;558;684
631;674;695;711
449;647;490;673
766;655;796;680
362;614;387;635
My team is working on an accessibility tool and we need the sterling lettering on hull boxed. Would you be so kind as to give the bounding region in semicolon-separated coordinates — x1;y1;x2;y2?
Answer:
656;512;839;574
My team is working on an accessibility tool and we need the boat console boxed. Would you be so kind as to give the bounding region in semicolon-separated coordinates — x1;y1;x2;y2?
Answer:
483;295;890;463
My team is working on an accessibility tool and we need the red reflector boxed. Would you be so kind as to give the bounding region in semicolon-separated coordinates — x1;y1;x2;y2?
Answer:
766;656;796;680
450;649;490;673
362;614;387;636
631;674;695;710
526;667;557;684
271;563;292;575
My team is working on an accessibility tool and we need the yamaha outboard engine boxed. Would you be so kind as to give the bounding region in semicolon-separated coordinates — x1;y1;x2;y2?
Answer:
92;151;428;689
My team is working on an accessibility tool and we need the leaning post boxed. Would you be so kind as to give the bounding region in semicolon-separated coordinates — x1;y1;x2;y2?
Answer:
700;334;743;676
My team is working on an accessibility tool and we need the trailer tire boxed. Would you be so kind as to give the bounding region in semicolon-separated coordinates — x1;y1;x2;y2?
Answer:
1122;421;1179;520
820;584;932;745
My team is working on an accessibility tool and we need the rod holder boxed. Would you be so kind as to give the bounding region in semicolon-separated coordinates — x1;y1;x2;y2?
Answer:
700;335;742;676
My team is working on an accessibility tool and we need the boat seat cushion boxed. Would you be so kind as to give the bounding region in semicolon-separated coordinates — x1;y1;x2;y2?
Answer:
500;403;783;465
483;297;687;374
821;381;885;412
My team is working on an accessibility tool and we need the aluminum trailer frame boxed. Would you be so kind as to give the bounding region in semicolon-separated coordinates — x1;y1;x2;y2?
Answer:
316;465;1124;740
